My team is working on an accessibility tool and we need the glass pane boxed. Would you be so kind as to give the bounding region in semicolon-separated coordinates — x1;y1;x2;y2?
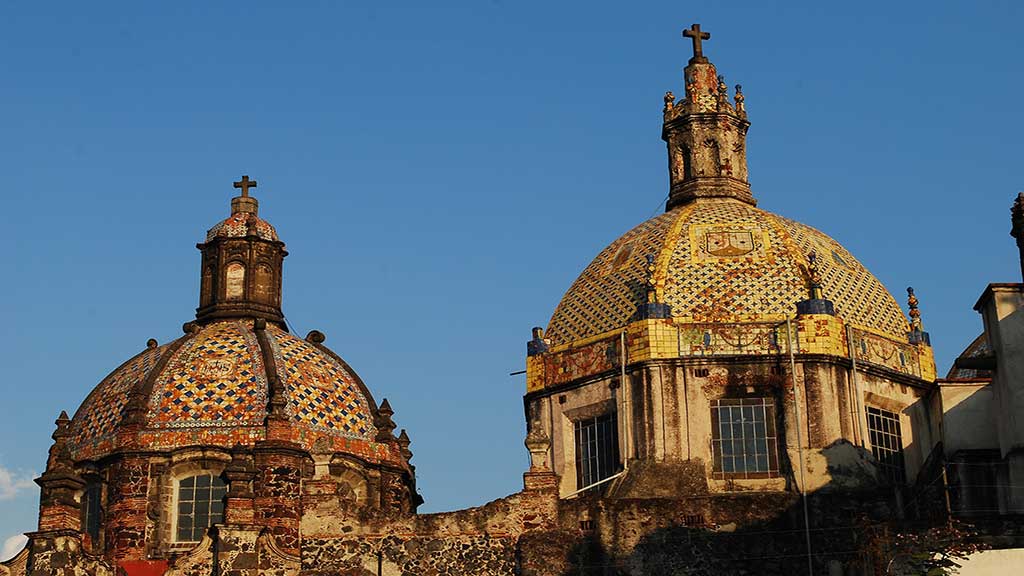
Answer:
196;474;211;489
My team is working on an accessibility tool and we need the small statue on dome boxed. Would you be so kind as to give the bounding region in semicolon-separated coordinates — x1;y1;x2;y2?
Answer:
664;91;675;113
734;84;746;114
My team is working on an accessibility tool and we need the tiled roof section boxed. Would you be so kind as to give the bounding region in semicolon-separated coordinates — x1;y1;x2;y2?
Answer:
545;211;679;345
67;320;388;462
268;325;376;440
70;343;168;449
545;199;910;345
946;333;994;379
148;321;268;427
774;215;909;338
206;212;279;242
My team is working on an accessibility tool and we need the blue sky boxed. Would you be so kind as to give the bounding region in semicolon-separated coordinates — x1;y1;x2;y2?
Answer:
1;1;1021;556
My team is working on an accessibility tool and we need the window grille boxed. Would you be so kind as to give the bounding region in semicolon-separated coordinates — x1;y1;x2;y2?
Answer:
176;473;227;542
711;398;779;479
866;406;906;484
574;412;621;489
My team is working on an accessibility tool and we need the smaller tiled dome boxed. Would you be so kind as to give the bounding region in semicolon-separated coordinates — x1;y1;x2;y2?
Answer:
206;211;279;242
68;320;393;464
945;333;994;380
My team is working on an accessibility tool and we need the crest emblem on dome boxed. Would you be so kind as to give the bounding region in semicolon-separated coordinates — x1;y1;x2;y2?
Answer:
705;231;754;257
198;355;238;380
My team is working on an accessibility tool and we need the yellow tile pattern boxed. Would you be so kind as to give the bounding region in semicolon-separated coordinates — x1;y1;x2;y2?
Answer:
545;199;910;346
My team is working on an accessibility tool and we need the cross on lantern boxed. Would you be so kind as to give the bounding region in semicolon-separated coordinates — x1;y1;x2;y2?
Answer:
683;23;710;59
233;175;257;197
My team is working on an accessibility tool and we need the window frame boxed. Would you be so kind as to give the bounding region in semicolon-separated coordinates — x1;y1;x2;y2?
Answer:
865;405;907;485
172;471;228;544
81;480;104;548
573;411;621;490
710;397;780;480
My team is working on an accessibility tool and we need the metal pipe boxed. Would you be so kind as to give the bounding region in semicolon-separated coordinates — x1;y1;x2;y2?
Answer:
787;317;814;576
562;470;627;499
847;325;866;448
620;330;631;467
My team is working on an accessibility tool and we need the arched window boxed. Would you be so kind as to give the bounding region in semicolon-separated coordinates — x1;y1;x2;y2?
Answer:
176;473;227;542
225;262;246;300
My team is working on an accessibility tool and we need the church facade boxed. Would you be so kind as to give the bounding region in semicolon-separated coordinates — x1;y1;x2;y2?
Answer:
2;25;1012;576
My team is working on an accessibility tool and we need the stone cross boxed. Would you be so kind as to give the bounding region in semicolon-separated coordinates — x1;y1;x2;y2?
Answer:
683;24;710;59
233;175;257;197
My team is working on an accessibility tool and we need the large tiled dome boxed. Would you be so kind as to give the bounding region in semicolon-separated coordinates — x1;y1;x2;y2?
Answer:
546;198;910;346
67;320;390;462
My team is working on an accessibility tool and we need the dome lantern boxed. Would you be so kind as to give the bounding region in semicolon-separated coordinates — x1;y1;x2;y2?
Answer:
663;24;754;210
195;176;288;327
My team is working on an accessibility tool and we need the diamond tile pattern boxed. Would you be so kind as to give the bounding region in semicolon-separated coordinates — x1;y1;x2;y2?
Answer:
206;212;279;242
71;343;168;446
268;325;376;439
69;319;381;459
148;321;268;427
546;199;909;345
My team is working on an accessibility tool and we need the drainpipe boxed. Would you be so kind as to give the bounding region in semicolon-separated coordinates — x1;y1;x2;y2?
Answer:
620;329;631;468
847;325;866;448
787;317;814;576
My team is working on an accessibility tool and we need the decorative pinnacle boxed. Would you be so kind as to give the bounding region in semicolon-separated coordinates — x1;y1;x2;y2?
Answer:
397;429;413;461
54;410;70;436
376;398;396;442
907;287;923;331
664;91;675;112
807;251;823;299
233;175;257;197
683;23;710;61
734;84;745;114
645;254;658;303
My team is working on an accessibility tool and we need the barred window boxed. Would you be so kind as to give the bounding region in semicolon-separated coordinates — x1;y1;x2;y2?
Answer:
574;412;621;489
711;398;779;479
176;473;227;542
866;406;906;484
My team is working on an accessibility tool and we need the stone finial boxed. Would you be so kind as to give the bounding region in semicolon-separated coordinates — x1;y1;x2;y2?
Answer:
376;398;397;441
663;91;675;113
734;84;746;115
397;429;413;462
717;75;729;106
45;411;73;473
1011;192;1024;282
807;251;823;300
524;425;551;471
